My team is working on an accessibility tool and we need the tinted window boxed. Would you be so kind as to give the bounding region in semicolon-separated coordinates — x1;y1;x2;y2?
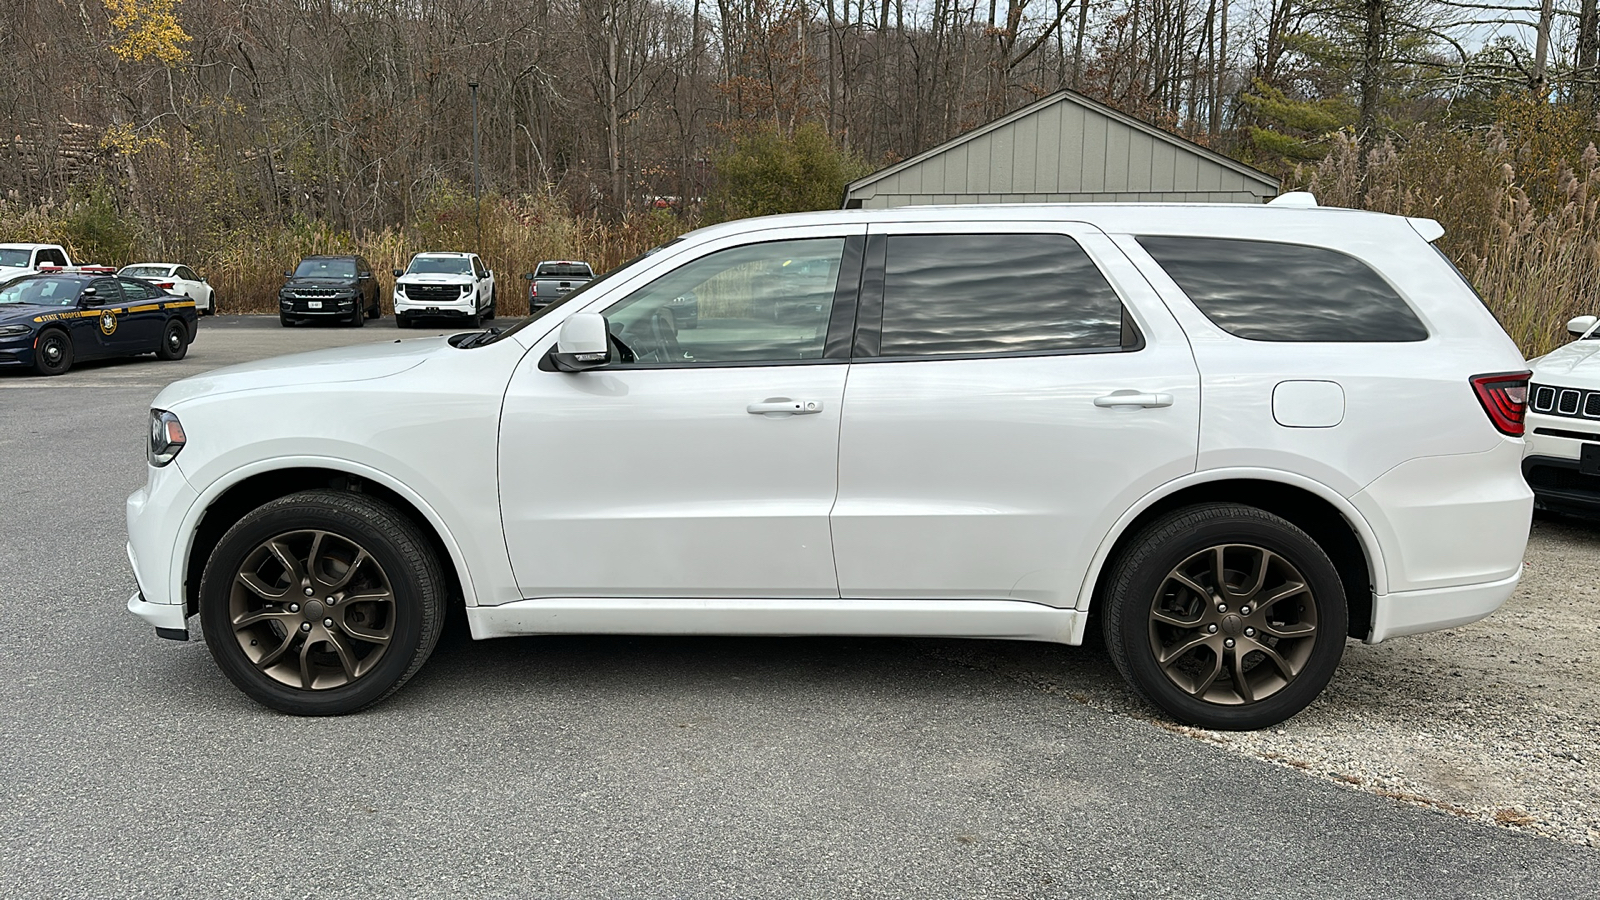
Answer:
604;238;843;365
876;233;1126;357
538;263;592;277
408;256;473;276
176;266;199;281
39;248;69;267
89;278;123;305
1136;236;1428;342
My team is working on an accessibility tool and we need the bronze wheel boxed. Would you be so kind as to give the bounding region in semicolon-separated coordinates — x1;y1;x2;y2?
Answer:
1102;503;1347;730
228;529;397;691
200;490;446;715
1148;544;1318;706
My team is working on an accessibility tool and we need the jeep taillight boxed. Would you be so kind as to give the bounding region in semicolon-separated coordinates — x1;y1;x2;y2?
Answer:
1471;371;1530;436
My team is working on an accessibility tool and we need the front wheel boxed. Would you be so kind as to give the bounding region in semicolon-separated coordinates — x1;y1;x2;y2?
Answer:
485;290;496;321
199;490;447;715
33;328;73;375
1101;504;1346;730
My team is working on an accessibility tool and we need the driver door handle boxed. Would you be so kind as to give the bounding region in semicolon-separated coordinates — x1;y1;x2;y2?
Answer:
747;398;823;416
1094;391;1174;409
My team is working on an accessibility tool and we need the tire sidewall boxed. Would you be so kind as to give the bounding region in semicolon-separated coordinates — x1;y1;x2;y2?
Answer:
1107;506;1348;730
199;496;432;715
158;319;188;360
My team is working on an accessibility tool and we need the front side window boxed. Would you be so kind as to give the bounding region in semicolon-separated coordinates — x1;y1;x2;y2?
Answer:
1136;236;1428;342
603;238;844;366
876;233;1129;357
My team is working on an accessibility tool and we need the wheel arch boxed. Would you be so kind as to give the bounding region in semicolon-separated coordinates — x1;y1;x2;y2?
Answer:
1077;471;1385;641
179;461;473;620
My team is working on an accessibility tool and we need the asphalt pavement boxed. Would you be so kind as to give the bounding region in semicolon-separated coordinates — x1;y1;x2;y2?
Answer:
2;317;1597;898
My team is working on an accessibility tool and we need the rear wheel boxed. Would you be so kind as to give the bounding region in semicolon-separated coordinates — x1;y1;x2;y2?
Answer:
1101;503;1347;730
199;490;447;715
33;328;72;375
156;319;189;360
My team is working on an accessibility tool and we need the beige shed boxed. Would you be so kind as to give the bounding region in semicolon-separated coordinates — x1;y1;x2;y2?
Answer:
843;90;1279;208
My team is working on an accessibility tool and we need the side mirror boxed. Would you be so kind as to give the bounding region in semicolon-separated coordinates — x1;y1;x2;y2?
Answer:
283;271;292;278
359;272;372;280
393;269;404;278
523;272;535;281
551;313;610;372
200;276;208;283
1568;315;1598;337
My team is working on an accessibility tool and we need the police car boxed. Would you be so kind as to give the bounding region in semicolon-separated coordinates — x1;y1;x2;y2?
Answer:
0;268;198;376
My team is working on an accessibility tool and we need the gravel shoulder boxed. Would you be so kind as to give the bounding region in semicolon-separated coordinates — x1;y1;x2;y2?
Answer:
935;513;1600;848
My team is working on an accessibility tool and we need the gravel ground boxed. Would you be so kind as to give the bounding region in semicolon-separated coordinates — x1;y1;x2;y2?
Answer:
934;511;1600;849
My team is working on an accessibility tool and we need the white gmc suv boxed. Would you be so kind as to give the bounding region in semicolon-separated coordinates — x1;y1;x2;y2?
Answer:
126;201;1533;729
393;251;495;328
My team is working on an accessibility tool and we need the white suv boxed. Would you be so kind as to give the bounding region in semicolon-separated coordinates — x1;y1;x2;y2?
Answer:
1523;315;1600;515
126;202;1533;729
393;251;495;327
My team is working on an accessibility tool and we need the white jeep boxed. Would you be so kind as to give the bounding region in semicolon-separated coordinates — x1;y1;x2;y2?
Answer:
126;200;1532;729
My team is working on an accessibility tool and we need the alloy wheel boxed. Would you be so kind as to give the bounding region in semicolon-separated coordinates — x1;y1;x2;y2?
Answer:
228;529;396;690
1147;543;1319;706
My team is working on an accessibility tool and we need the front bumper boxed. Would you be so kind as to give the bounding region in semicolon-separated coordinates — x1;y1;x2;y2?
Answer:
396;297;476;317
128;589;189;638
280;297;359;317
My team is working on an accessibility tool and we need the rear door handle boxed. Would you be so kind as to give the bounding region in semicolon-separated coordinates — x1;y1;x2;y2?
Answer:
747;398;823;416
1094;391;1174;409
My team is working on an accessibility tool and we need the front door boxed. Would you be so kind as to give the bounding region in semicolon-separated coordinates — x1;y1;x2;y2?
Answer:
830;222;1201;607
499;228;862;599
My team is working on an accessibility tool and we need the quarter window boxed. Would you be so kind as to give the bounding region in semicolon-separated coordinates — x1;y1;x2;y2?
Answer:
1136;236;1428;342
603;238;844;365
875;233;1129;358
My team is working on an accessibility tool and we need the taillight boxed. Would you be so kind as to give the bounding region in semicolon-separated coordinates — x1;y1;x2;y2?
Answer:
155;281;174;289
1471;371;1530;436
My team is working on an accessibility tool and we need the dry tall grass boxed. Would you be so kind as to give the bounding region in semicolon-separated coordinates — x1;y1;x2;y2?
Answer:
0;190;694;318
1302;128;1600;359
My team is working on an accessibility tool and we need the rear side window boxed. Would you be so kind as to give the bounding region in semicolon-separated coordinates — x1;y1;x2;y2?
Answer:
876;233;1130;357
1136;236;1428;342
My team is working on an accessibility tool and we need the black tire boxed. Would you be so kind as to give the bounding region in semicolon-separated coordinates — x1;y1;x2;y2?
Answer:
199;490;447;715
395;315;410;329
1101;503;1347;731
467;311;481;328
485;290;496;321
348;307;365;327
33;328;73;375
279;314;295;327
156;318;189;360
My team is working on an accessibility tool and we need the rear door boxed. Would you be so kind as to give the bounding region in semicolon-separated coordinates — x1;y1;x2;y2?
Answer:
115;278;169;347
830;221;1200;607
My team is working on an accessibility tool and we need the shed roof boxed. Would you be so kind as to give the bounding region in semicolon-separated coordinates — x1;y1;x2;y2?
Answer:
845;89;1279;200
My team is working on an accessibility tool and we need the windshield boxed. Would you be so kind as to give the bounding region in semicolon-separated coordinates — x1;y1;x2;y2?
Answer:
294;258;357;279
407;257;474;276
0;249;31;267
121;265;171;278
480;240;681;346
0;276;81;307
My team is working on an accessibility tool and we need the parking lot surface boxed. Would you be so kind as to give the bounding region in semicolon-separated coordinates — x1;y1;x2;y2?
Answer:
3;317;1598;897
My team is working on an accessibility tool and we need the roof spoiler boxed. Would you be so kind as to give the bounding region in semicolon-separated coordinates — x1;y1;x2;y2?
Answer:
1407;217;1445;242
1267;191;1318;208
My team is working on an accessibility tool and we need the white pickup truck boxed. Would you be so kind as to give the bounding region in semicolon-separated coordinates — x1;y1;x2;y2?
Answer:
0;243;74;282
392;251;496;328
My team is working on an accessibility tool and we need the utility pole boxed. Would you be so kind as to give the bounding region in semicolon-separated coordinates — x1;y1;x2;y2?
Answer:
468;79;482;250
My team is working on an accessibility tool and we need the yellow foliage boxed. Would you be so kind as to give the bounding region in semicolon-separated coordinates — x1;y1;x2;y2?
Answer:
104;0;191;67
99;123;166;156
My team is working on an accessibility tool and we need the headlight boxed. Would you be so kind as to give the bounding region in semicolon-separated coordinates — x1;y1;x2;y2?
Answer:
460;284;473;296
0;324;30;337
149;409;186;467
395;284;407;296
